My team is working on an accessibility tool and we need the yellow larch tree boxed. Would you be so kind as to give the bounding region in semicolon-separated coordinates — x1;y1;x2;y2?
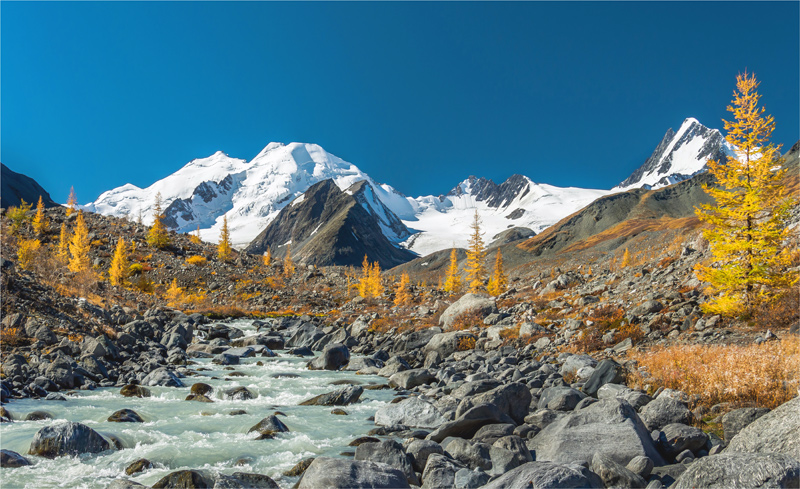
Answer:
190;225;202;245
695;72;797;315
357;255;371;298
394;272;412;306
487;249;508;297
218;215;232;262
66;186;77;217
464;210;487;293
443;248;462;293
32;196;48;236
263;248;272;267
165;278;184;308
147;192;170;249
620;248;631;268
108;237;130;286
283;243;295;278
369;260;382;298
17;239;42;271
57;222;70;263
68;211;91;273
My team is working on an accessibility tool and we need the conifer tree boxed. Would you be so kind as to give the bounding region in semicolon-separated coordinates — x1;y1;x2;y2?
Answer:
32;196;48;235
218;215;232;262
695;72;797;315
109;237;130;286
263;248;272;267
68;211;91;273
369;260;382;298
487;249;508;296
464;210;487;293
394;272;412;306
621;248;631;268
66;186;77;217
57;222;70;263
443;248;462;293
283;243;295;278
165;278;184;308
17;239;42;271
358;255;370;298
7;199;33;235
190;224;202;245
147;192;170;249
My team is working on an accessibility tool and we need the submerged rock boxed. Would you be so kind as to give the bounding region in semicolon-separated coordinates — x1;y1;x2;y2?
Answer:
299;386;363;406
28;421;111;458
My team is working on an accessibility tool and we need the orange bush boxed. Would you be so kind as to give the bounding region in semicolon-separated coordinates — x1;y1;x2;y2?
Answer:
457;336;476;351
450;311;485;331
186;255;207;266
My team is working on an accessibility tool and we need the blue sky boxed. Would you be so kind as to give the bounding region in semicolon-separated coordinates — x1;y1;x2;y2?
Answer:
2;2;798;204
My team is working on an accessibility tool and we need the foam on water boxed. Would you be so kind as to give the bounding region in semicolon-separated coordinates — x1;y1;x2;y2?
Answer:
0;320;393;488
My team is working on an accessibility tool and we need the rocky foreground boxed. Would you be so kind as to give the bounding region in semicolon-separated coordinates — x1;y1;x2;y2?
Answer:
1;295;798;489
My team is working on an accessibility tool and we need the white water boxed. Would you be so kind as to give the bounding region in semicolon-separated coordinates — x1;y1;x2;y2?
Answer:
0;320;394;488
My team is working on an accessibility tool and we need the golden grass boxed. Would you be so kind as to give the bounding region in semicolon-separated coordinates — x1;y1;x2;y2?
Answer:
628;336;800;410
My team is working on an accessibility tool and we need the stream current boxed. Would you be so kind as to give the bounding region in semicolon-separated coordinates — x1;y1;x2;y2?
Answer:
0;320;394;488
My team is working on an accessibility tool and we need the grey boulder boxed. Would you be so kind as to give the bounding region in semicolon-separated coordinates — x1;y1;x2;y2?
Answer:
389;368;437;389
307;343;350;371
28;421;111;458
297;457;410;489
140;368;184;388
439;294;497;330
638;394;692;431
726;396;800;458
673;452;800;489
355;439;419;486
374;396;448;429
481;461;603;489
299;385;363;406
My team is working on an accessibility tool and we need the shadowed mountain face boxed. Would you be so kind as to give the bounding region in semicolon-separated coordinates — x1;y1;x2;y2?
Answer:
1;164;59;209
245;179;417;269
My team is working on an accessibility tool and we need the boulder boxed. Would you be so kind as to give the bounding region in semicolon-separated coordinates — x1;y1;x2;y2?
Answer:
721;407;770;441
537;386;588;411
389;369;437;389
224;386;255;401
428;403;515;443
490;435;534;475
528;399;665;467
108;409;144;423
375;397;448;429
215;472;280;488
639;394;692;431
248;415;289;435
0;449;31;468
597;384;652;410
222;346;255;358
125;458;153;475
658;423;708;458
559;354;597;377
439;294;498;330
299;386;363;406
626;455;654;479
424;331;478;359
285;323;325;350
152;470;213;488
673;452;800;489
355;439;419;485
307;343;350;371
422;453;464;489
297;457;410;489
456;382;531;424
28;421;111;458
590;452;647;488
726;396;800;458
481;461;603;489
454;468;491;489
212;353;239;366
582;359;626;397
446;438;492;470
473;423;516;444
141;368;184;388
406;439;444;473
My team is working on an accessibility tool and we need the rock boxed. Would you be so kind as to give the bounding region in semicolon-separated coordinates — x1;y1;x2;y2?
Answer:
248;415;289;435
285;323;325;349
439;294;498;330
45;393;67;401
190;382;214;396
284;457;315;477
407;439;444;473
658;423;708;458
389;369;437;389
331;408;348;415
106;480;147;489
349;436;382;447
215;472;280;488
559;354;597;377
639;395;692;431
424;331;478;359
125;458;153;475
212;353;239;365
120;384;151;398
299;386;363;406
721;407;771;441
108;409;144;423
141;368;184;388
428;403;515;443
528;399;665;467
473;423;516;444
490;435;534;475
0;449;31;467
422;453;464;489
673;452;800;489
297;457;411;489
626;455;654;479
224;386;255;401
345;357;381;371
633;300;664;316
185;394;214;403
457;382;531;425
454;468;491;489
28;421;111;458
374;396;448;429
307;343;350;371
597;384;652;410
726;396;800;458
446;438;492;470
25;411;53;421
152;470;213;488
355;439;419;485
590;452;647;488
538;386;588;411
481;461;603;489
651;463;688;487
582;359;626;397
222;346;255;358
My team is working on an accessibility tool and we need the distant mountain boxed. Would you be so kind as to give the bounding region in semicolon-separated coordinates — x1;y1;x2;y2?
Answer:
615;118;735;190
1;163;59;209
245;179;416;268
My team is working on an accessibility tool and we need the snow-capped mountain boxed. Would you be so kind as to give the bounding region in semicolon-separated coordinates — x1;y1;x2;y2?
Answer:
615;117;735;190
87;142;414;248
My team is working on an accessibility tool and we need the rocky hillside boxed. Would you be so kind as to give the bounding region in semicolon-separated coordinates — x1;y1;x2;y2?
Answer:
1;164;59;209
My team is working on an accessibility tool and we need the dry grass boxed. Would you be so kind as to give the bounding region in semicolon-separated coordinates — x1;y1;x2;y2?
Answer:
628;336;800;410
450;311;485;331
753;286;800;330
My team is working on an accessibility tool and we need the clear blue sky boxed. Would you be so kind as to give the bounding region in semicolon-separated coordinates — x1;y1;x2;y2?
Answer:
2;2;798;204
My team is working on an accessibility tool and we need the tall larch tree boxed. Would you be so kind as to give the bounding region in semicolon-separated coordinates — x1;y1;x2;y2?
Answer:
283;243;295;278
66;186;77;217
263;248;272;267
109;237;130;286
464;210;487;293
57;222;70;263
358;255;371;298
443;248;462;293
147;192;170;249
68;211;91;273
190;224;202;245
32;196;48;235
369;261;382;298
218;215;232;262
487;249;508;296
695;71;796;315
394;272;412;306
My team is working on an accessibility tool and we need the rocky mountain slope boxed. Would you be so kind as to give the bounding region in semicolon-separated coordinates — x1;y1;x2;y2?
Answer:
1;163;59;209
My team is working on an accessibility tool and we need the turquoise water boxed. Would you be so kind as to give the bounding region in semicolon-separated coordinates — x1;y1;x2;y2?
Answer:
0;320;393;488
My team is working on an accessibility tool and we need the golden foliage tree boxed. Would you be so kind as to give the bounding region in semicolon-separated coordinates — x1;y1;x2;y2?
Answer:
165;278;184;308
17;239;42;270
357;255;371;298
7;199;32;235
263;248;272;267
68;211;91;273
32;196;48;235
147;192;170;249
57;222;70;263
369;260;382;298
620;248;631;268
66;186;77;217
695;72;797;315
108;237;130;286
283;243;295;278
218;215;232;262
464;210;487;293
443;248;462;293
394;272;412;306
190;224;202;245
487;249;508;297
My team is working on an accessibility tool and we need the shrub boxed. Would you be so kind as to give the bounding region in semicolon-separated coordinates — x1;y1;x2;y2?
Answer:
457;336;476;351
753;286;800;330
450;310;485;331
129;263;144;275
17;239;42;270
628;336;800;410
186;255;207;266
